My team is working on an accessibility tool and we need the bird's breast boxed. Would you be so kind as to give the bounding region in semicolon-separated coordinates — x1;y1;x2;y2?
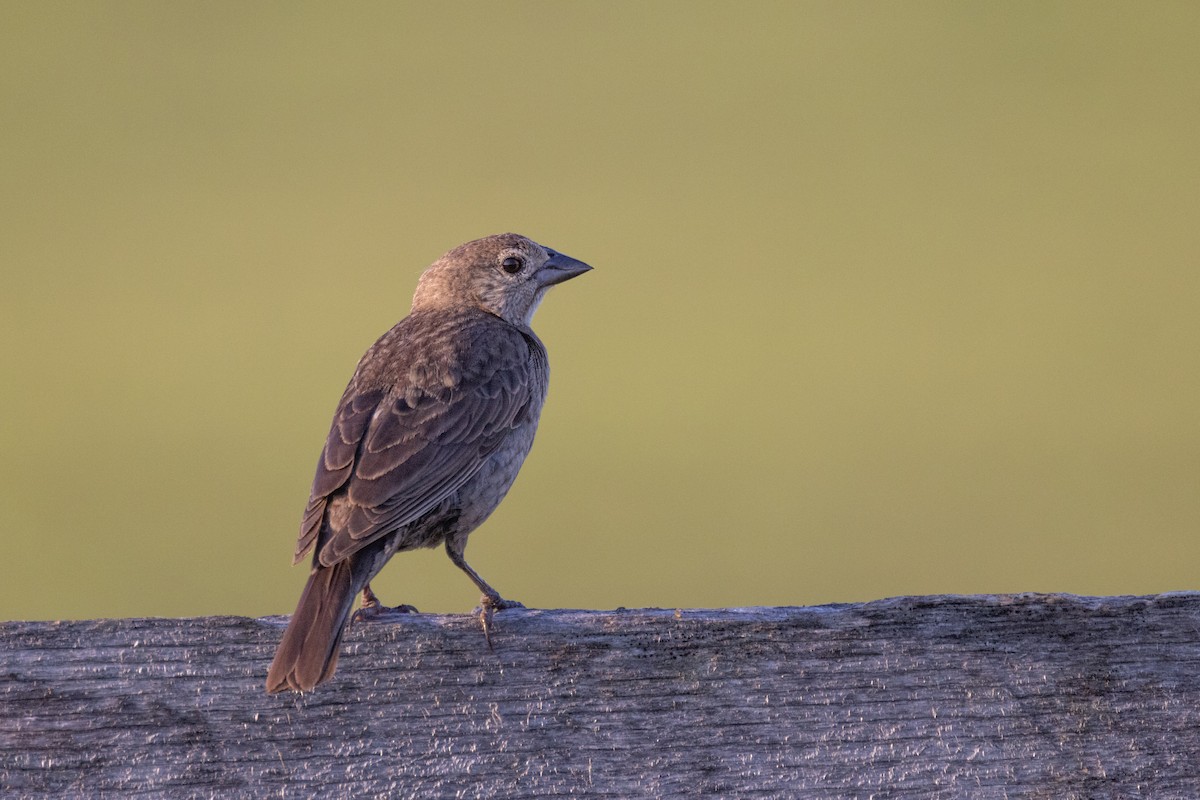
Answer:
451;416;540;533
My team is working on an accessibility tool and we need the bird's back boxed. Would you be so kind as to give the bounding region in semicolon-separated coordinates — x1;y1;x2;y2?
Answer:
296;308;549;568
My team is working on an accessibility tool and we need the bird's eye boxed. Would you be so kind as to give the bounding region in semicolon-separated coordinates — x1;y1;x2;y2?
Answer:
501;256;524;274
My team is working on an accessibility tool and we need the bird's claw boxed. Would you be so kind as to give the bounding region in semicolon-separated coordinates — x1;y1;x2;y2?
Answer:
475;595;525;650
352;602;419;626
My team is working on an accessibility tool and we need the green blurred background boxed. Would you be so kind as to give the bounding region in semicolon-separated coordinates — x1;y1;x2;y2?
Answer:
2;2;1197;621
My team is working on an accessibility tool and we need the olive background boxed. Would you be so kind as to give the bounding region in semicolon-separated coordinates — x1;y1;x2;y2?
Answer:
3;2;1198;621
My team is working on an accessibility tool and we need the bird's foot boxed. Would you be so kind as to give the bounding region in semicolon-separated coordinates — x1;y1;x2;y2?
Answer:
352;585;419;625
352;603;419;625
474;594;525;650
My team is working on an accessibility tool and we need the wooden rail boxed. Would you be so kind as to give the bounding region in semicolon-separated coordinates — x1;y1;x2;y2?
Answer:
3;593;1199;797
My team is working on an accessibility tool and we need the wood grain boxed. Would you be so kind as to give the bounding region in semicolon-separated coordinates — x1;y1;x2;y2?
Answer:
3;594;1199;798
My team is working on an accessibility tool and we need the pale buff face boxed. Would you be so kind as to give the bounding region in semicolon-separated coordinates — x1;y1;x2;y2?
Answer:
411;233;555;327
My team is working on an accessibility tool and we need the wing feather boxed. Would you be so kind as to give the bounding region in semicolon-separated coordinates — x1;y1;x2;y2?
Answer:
292;319;537;568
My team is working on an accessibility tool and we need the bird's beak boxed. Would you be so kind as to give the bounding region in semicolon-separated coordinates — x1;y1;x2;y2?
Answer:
537;249;593;287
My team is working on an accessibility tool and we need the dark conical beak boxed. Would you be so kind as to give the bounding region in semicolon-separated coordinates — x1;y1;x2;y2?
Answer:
537;249;593;287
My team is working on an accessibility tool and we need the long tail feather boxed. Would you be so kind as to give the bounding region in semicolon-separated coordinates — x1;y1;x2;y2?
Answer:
266;560;359;694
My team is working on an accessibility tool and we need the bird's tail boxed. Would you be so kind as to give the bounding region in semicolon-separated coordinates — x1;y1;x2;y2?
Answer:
266;560;360;694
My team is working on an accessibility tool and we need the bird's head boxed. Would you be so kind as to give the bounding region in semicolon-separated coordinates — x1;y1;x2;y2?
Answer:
412;233;592;326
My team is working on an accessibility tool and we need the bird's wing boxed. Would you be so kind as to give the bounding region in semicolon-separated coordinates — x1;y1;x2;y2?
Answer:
293;332;537;568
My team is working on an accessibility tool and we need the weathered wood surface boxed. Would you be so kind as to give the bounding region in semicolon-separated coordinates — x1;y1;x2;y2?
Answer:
2;594;1199;798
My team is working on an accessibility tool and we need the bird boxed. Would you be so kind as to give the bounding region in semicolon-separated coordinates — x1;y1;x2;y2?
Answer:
266;233;591;694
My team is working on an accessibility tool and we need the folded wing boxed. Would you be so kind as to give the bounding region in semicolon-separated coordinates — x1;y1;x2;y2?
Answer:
293;329;535;568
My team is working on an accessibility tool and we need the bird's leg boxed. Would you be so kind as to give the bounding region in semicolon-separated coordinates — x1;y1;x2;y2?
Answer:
351;582;419;624
444;540;525;609
444;539;524;649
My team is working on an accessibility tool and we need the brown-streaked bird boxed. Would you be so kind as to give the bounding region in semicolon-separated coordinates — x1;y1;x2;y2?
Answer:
266;233;591;694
